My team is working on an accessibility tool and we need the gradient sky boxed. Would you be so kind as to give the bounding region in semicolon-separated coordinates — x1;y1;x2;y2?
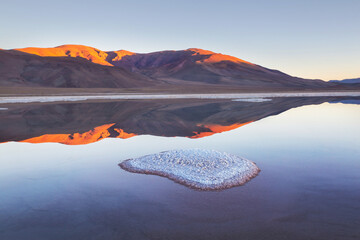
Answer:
1;0;359;80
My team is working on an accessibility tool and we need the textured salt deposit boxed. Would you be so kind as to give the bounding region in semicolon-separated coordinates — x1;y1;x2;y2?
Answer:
120;149;260;190
1;91;360;104
232;98;272;102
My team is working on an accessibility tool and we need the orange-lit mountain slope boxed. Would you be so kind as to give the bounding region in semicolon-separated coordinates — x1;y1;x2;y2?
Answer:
16;45;136;67
187;48;253;64
0;49;155;88
15;45;252;67
16;45;113;66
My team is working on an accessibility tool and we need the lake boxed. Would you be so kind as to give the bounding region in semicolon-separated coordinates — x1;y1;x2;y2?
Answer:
0;97;359;240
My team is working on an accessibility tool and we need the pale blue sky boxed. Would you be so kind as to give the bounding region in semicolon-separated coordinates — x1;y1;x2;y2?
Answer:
1;0;359;80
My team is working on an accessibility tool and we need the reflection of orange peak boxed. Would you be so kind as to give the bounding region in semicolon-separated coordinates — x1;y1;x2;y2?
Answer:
18;122;251;144
21;123;137;145
113;128;137;139
191;122;253;139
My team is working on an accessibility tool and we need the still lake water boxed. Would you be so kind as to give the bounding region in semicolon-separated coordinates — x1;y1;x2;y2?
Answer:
0;97;359;240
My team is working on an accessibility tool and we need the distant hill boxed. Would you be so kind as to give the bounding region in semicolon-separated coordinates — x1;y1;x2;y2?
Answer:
330;78;360;84
0;44;342;90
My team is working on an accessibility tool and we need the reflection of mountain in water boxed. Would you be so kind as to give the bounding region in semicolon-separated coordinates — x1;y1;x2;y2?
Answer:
0;97;358;145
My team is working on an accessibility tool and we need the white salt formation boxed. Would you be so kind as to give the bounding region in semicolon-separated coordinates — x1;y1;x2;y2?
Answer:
232;98;272;102
120;149;260;190
1;91;360;104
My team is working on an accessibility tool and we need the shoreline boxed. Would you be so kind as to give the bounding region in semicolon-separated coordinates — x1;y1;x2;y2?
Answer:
1;91;360;104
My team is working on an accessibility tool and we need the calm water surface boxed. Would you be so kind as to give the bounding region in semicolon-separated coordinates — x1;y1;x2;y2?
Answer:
0;99;359;240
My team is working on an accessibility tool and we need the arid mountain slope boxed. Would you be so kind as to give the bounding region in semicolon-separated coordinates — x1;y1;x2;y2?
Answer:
12;45;331;89
0;50;155;88
111;48;328;88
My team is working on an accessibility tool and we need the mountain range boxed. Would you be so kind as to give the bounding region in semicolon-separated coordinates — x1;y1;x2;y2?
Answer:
0;44;345;91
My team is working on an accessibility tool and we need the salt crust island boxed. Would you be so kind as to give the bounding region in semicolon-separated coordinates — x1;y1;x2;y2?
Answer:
119;149;260;191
